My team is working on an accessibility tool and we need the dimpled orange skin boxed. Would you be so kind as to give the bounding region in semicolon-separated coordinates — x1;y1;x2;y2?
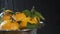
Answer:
2;11;12;21
2;20;19;30
10;22;19;30
19;16;31;29
12;12;26;21
2;15;11;21
2;20;12;30
29;17;38;24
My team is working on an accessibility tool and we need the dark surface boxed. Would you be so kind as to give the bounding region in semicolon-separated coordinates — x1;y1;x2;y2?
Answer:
0;31;31;34
0;0;59;34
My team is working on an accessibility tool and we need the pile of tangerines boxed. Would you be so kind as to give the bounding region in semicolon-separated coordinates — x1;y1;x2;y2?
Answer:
0;10;39;30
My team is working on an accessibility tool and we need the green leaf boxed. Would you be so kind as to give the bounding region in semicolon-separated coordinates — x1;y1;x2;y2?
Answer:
9;12;16;14
11;12;16;14
22;10;31;17
34;11;45;20
31;6;36;18
27;23;39;29
0;18;3;24
31;6;45;20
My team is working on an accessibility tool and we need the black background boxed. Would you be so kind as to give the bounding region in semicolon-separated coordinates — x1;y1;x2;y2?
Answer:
0;0;60;34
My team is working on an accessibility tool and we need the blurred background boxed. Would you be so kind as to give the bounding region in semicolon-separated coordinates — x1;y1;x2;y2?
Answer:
0;0;59;34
